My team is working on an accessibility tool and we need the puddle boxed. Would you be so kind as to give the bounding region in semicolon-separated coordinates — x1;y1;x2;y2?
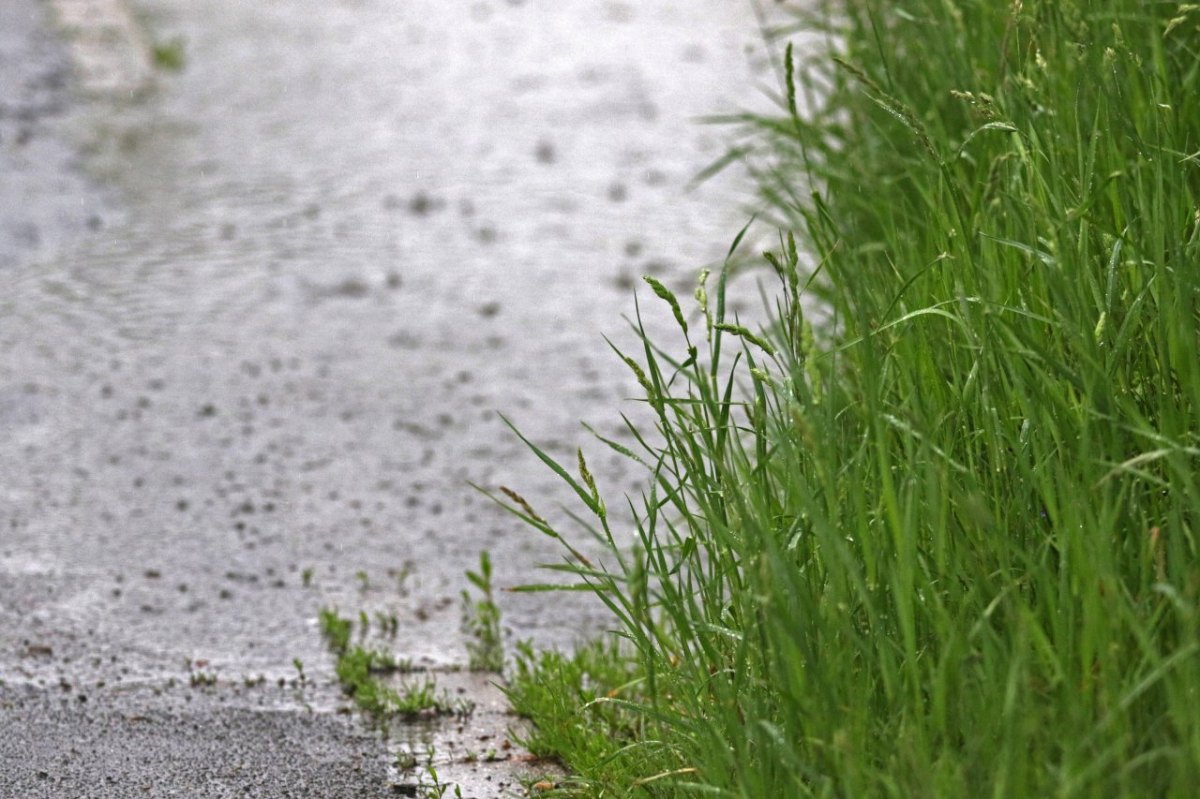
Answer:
3;0;785;670
375;670;557;798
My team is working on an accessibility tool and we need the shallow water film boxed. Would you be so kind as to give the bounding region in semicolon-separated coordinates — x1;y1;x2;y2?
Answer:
1;1;778;794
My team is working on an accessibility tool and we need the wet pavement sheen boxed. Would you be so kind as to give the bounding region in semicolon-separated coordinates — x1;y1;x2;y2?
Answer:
1;0;777;794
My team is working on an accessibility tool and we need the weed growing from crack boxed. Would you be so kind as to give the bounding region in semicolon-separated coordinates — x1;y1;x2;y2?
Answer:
320;608;466;720
318;607;352;653
188;671;217;688
417;764;463;799
460;551;504;672
375;610;400;637
292;658;307;686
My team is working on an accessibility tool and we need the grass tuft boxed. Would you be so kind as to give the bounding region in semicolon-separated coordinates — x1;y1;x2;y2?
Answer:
319;608;465;721
498;1;1200;796
461;551;505;672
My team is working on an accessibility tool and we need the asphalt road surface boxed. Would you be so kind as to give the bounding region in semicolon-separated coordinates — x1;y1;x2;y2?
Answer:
0;1;783;794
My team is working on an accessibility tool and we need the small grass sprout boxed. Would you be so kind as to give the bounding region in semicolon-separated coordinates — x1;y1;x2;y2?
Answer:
150;37;186;72
318;607;352;654
319;608;449;720
292;657;306;685
460;551;504;672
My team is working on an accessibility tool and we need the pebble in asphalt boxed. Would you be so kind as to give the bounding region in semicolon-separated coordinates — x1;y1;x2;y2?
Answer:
0;0;787;795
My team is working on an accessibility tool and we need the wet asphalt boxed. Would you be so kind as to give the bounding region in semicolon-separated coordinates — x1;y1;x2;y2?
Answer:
1;1;780;795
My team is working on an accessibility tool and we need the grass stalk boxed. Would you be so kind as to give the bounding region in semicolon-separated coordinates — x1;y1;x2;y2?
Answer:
497;2;1200;796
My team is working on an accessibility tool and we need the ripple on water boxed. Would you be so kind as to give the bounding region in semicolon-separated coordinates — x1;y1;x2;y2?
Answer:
2;0;787;670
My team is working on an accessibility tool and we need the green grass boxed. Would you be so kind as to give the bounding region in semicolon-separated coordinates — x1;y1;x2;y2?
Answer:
150;37;186;72
461;551;505;672
319;608;465;720
498;1;1200;796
